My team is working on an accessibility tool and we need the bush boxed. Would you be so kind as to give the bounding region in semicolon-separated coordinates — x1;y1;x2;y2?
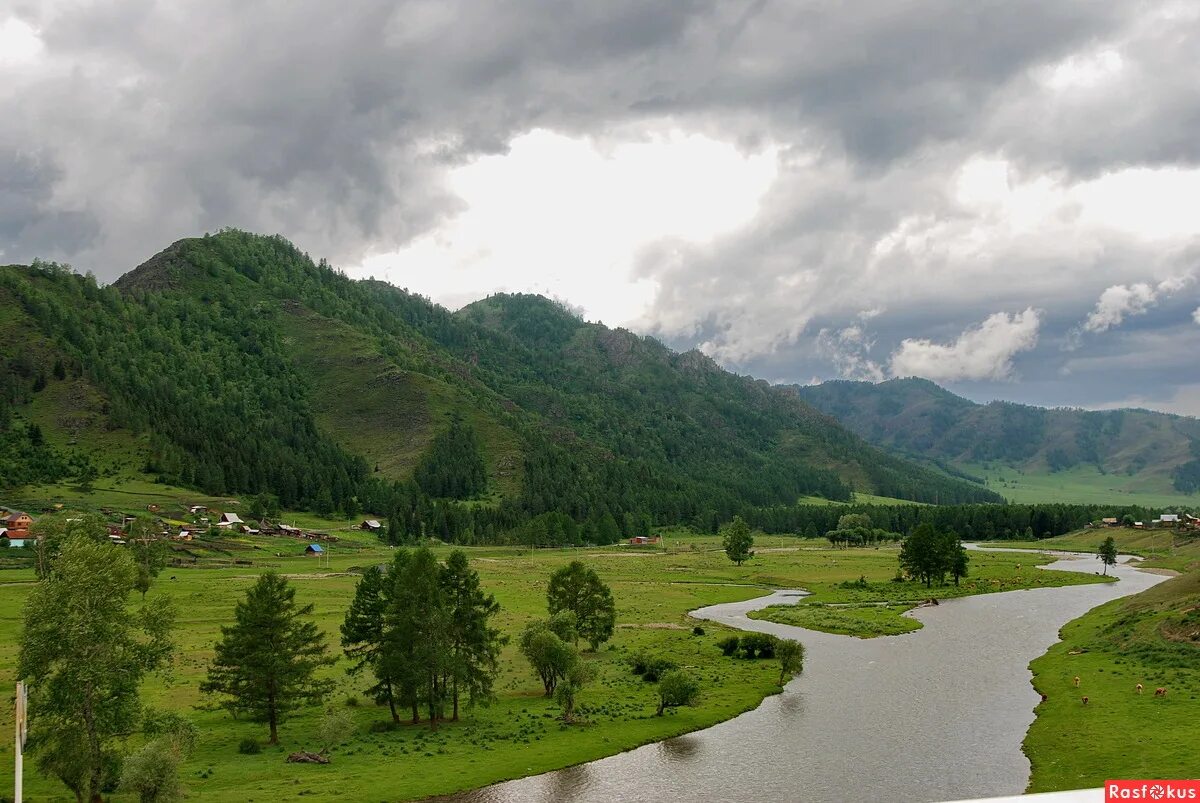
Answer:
716;636;741;656
739;632;779;659
641;657;678;682
656;670;700;716
344;695;360;707
238;738;261;755
692;625;705;636
628;650;650;675
368;720;398;733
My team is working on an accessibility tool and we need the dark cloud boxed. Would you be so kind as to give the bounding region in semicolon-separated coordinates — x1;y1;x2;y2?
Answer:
2;0;1198;411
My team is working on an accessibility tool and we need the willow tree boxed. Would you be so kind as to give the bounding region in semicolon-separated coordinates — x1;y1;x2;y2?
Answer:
19;533;175;803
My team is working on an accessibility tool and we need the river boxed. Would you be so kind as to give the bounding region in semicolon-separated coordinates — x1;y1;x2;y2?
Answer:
435;549;1167;803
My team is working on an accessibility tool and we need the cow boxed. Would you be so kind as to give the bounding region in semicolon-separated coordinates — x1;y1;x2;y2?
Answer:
1136;683;1143;694
1074;676;1081;687
1155;687;1167;697
1082;696;1089;705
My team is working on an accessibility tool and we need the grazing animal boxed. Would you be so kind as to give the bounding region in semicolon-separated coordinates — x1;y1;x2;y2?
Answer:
1136;684;1143;694
1040;693;1048;702
1074;676;1081;687
1155;687;1167;697
1081;696;1089;705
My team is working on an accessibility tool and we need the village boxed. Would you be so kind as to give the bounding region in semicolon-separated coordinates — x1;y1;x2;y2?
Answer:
0;501;396;566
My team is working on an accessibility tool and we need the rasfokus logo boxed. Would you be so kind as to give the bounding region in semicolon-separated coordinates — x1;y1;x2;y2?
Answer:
1107;780;1200;800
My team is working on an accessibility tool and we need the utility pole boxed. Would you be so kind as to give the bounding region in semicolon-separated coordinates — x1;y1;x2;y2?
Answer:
14;680;27;803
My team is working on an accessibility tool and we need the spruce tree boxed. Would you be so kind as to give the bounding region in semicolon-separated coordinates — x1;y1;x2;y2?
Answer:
202;573;334;744
441;550;503;719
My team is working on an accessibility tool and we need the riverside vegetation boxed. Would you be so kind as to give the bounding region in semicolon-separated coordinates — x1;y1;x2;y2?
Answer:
972;527;1200;791
0;514;1110;802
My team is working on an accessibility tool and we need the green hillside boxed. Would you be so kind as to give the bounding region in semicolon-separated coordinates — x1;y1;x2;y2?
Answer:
0;231;998;542
798;378;1200;505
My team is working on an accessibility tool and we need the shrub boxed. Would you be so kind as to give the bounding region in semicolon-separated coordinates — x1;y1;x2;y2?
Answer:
238;738;261;755
344;695;360;707
656;670;700;715
692;625;705;636
739;632;779;659
641;657;678;682
319;708;356;755
628;650;650;675
368;720;398;733
716;636;741;656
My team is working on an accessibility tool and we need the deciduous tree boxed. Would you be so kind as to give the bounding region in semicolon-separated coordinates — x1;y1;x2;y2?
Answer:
547;561;616;650
19;533;175;803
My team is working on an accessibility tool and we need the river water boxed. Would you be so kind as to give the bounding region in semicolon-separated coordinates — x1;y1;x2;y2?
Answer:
436;550;1167;803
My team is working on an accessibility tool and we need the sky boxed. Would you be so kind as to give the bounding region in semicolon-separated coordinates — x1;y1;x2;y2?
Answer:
3;1;1200;414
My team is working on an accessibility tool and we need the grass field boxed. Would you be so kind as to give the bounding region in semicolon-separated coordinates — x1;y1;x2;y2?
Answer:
795;492;927;506
749;548;1113;637
989;527;1200;573
0;527;1114;802
1024;570;1200;791
961;462;1200;507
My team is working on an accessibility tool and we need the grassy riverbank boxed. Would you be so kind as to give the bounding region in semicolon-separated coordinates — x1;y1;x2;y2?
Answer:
0;531;1104;801
990;526;1200;573
1024;570;1200;790
749;549;1113;638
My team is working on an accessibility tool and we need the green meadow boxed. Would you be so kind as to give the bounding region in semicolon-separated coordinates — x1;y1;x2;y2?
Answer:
749;547;1112;638
964;462;1200;508
1024;570;1200;791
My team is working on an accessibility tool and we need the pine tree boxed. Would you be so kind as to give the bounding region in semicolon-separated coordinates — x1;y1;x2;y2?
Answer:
384;548;452;728
441;550;503;719
721;516;755;566
201;573;334;743
341;564;402;722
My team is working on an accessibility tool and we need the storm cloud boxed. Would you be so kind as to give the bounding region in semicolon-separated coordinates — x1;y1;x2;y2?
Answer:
2;1;1199;411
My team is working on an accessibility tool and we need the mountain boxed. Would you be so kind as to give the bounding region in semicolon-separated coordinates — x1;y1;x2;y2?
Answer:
0;231;999;537
796;378;1200;499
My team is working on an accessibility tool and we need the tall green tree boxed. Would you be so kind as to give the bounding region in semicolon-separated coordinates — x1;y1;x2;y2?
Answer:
384;547;452;728
201;573;334;744
341;562;404;722
547;561;617;650
899;523;945;588
721;516;755;566
949;536;970;586
19;533;175;803
1098;536;1118;575
441;550;504;719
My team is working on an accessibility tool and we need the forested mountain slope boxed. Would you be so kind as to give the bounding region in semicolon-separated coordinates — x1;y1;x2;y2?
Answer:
798;378;1200;495
0;230;999;536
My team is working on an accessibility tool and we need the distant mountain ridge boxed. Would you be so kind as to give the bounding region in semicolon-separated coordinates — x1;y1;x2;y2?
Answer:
0;230;999;532
796;378;1200;495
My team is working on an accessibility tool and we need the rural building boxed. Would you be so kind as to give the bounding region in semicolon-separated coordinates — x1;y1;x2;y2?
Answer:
3;512;33;538
217;512;243;528
1101;517;1119;527
7;539;26;548
188;505;207;515
1155;514;1180;527
305;543;324;555
360;519;382;531
628;535;661;545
